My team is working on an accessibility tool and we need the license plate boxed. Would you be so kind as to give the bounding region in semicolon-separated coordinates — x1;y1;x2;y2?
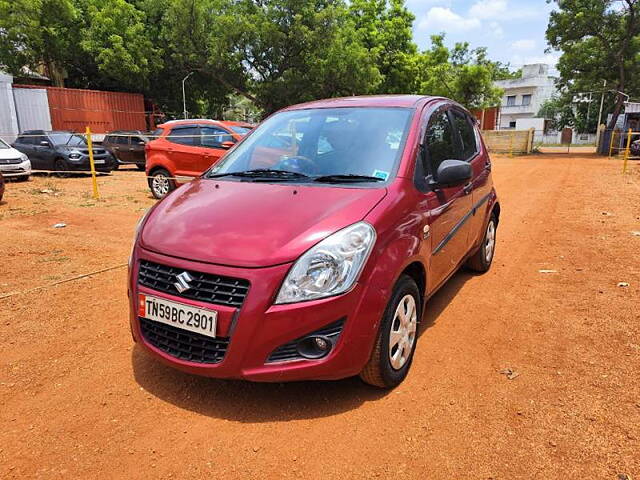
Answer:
138;294;217;338
93;159;105;165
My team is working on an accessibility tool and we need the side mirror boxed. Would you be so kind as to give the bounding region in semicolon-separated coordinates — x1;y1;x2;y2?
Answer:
40;140;50;147
221;140;235;149
137;141;146;145
435;159;472;187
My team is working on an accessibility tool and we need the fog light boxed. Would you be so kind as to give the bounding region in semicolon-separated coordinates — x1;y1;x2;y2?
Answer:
296;335;333;359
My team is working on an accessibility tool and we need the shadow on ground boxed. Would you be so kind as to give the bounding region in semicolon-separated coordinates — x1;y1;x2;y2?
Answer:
131;269;473;422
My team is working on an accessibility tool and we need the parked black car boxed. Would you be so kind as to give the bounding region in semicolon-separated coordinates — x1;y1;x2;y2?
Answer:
630;138;640;157
102;130;149;170
13;130;117;176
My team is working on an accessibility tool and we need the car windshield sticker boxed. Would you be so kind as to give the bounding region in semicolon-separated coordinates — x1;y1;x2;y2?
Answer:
373;169;389;181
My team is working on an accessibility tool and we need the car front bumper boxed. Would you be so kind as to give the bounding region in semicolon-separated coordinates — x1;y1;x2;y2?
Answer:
66;154;117;171
128;247;388;382
0;159;31;177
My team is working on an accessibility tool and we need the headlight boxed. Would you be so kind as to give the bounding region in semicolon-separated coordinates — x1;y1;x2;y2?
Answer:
68;152;81;159
19;153;29;163
275;221;376;304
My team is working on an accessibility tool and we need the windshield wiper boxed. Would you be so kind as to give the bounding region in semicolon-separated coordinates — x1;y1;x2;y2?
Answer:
208;169;310;180
313;174;385;183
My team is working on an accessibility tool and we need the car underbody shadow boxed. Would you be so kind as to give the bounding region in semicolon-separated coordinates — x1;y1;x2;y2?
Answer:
131;346;389;423
418;269;475;338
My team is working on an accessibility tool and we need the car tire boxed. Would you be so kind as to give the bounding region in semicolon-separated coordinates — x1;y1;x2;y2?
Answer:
148;168;176;199
465;213;497;273
16;175;30;182
54;158;70;178
136;164;146;171
360;275;421;389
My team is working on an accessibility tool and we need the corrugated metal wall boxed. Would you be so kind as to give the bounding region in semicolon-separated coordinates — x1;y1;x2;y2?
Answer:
0;73;19;143
13;88;52;132
14;85;147;133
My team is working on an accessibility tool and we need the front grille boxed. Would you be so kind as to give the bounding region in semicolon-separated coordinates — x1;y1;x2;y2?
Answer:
0;158;22;165
140;317;229;364
138;260;250;308
267;319;345;363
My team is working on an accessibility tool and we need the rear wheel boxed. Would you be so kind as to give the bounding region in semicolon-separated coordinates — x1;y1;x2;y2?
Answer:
54;158;70;178
148;168;176;199
360;275;421;388
136;164;146;171
466;213;497;273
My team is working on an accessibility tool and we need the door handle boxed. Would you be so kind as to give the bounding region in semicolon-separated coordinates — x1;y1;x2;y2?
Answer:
463;183;473;195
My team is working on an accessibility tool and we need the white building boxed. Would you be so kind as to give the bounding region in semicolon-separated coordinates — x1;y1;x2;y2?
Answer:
494;64;557;131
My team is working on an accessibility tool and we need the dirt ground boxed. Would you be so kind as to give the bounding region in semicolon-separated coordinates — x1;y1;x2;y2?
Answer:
1;155;639;479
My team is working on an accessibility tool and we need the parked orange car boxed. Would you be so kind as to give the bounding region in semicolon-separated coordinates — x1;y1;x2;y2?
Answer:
145;119;253;198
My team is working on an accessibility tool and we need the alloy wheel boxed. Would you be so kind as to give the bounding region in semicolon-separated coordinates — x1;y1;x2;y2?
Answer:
388;294;417;370
485;220;496;263
152;174;170;197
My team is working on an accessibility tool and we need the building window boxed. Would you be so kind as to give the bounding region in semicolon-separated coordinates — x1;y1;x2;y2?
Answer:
506;95;516;107
509;121;517;129
522;94;532;106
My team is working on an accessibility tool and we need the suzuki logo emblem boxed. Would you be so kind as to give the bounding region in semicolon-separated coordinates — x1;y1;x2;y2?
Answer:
173;271;194;293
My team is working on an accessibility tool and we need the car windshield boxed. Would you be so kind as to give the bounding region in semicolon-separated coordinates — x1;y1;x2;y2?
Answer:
0;138;9;149
49;133;87;146
229;125;251;135
208;107;412;183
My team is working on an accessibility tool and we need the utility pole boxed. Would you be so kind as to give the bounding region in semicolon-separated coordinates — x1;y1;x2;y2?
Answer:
597;80;606;129
182;72;194;119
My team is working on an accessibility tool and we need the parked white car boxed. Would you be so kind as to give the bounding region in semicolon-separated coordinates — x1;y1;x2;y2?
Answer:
0;138;31;181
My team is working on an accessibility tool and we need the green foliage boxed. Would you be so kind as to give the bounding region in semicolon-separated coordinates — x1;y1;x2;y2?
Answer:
0;0;509;118
415;35;504;109
546;0;640;128
81;0;161;88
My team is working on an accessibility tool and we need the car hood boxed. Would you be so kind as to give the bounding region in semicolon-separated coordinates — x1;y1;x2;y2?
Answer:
0;148;23;160
140;179;387;267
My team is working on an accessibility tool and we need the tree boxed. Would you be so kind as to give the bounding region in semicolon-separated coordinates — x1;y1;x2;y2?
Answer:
349;0;418;94
0;0;81;86
80;0;161;90
546;0;640;129
415;35;504;109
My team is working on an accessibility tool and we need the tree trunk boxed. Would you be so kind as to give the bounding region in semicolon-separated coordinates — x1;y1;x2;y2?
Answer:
46;60;65;87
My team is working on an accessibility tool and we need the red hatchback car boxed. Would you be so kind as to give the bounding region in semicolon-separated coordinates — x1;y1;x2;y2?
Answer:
145;119;253;198
129;96;500;388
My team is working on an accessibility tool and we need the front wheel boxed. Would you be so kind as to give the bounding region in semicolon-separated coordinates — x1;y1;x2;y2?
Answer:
466;213;497;273
148;168;176;199
360;275;421;388
54;158;70;178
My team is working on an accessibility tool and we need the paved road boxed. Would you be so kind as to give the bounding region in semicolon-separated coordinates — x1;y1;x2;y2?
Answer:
1;155;638;478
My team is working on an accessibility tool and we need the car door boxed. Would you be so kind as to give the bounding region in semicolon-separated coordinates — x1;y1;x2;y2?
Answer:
419;107;473;291
31;135;54;169
200;126;233;171
166;125;203;178
450;109;493;247
109;135;126;162
129;135;146;164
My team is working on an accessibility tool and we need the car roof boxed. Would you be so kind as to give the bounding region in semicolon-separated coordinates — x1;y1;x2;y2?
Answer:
282;95;441;111
159;119;221;127
21;130;73;135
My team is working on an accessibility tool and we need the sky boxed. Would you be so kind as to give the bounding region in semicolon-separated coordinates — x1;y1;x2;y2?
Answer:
405;0;559;71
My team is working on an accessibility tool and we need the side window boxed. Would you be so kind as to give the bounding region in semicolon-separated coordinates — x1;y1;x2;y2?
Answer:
201;127;233;149
130;136;143;145
451;111;478;160
17;136;34;145
168;126;200;146
116;135;129;145
424;110;458;173
33;135;47;146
